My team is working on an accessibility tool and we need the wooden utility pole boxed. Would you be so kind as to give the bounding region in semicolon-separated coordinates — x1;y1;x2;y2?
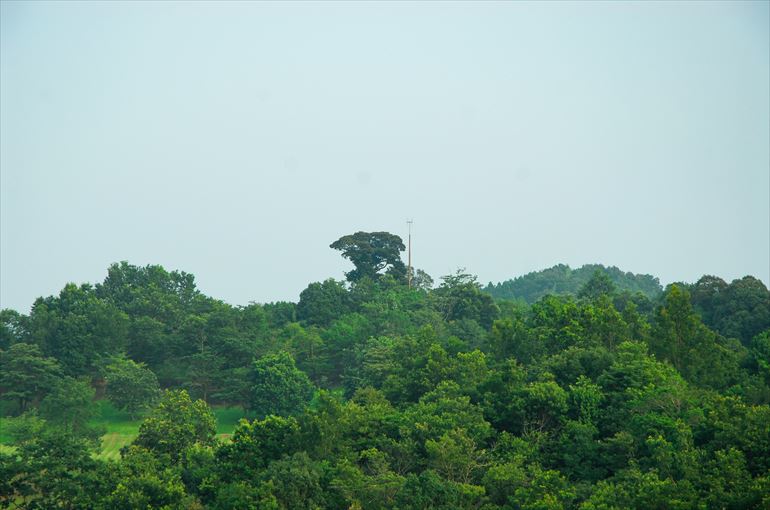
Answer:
407;220;413;288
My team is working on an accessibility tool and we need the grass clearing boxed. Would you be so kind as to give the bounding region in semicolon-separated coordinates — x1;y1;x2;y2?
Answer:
1;401;248;460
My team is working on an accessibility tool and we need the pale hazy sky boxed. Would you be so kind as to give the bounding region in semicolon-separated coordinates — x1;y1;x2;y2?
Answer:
1;1;768;312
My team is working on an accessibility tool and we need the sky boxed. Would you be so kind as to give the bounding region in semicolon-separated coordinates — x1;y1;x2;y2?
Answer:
1;1;768;312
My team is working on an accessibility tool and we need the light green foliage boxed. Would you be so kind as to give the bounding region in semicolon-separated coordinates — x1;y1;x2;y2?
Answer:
569;376;604;423
483;459;575;509
426;428;487;484
134;389;216;462
331;450;405;510
95;261;203;325
523;379;569;433
1;410;46;443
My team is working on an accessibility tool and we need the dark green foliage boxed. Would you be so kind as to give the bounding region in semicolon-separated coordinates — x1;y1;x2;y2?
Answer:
330;231;407;283
217;415;301;478
102;445;191;509
262;452;327;509
96;261;204;323
690;275;770;345
578;270;617;301
434;270;500;329
211;481;279;510
27;283;129;377
485;263;662;303
249;351;315;417
0;342;62;413
649;285;742;389
264;301;298;327
0;308;27;350
0;430;107;509
394;469;484;510
749;329;770;385
104;356;161;418
297;279;352;327
40;376;103;440
2;257;769;510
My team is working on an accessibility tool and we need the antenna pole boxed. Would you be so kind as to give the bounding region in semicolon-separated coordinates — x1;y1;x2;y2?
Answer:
407;220;413;288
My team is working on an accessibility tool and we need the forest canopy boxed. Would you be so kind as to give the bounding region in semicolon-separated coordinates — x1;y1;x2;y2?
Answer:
1;232;769;509
483;264;663;303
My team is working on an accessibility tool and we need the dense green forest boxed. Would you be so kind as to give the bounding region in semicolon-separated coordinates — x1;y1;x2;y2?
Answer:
1;231;770;509
483;264;663;303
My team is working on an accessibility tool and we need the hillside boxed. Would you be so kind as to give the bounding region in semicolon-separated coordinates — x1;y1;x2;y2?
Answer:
2;236;769;509
484;263;662;303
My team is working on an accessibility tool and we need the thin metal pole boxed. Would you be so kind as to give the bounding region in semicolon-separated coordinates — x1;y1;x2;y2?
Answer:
407;220;413;288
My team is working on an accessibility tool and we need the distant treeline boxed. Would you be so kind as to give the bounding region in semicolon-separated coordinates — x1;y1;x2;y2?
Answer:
2;233;770;509
484;264;664;303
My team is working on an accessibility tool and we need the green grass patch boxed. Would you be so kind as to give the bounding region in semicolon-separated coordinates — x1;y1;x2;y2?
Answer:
0;422;12;445
89;401;247;459
0;443;17;455
213;406;250;434
97;432;132;461
2;401;248;459
90;400;142;435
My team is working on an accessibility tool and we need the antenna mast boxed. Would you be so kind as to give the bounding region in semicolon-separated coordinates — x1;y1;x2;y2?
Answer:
407;220;413;288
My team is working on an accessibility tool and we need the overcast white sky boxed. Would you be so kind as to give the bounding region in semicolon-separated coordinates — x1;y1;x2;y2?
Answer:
1;1;768;312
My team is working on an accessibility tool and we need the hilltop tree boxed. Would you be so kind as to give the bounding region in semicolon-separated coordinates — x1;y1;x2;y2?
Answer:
578;270;617;301
433;270;500;329
330;232;406;283
26;283;128;377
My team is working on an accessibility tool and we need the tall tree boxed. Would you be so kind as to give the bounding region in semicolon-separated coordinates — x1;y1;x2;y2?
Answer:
330;232;406;283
